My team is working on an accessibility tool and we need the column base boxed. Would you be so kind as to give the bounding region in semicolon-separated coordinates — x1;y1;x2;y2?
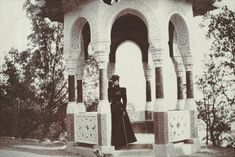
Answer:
176;99;185;110
77;102;86;112
185;98;197;111
93;146;115;157
154;98;167;112
145;101;154;120
152;143;175;157
98;100;111;113
67;102;79;114
97;112;112;146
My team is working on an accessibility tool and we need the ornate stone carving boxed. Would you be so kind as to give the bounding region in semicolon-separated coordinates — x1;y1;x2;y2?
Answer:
149;39;163;67
70;17;88;50
76;55;85;79
170;14;189;48
65;54;78;75
90;41;110;69
74;112;98;144
151;51;163;68
143;62;153;80
90;41;110;53
168;110;190;142
183;54;193;71
101;0;160;40
172;55;184;77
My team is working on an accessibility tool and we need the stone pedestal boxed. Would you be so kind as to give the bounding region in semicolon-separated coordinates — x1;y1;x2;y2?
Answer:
66;113;75;141
176;99;185;110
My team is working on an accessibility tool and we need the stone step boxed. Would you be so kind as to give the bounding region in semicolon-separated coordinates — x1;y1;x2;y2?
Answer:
132;120;154;133
134;133;154;144
114;149;153;157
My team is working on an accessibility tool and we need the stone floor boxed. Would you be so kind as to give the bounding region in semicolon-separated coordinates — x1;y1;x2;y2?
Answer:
1;137;235;157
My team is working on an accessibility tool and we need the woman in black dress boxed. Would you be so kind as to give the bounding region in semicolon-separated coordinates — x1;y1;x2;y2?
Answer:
108;75;137;149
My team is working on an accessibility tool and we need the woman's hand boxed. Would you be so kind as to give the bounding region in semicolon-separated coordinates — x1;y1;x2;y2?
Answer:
123;110;126;116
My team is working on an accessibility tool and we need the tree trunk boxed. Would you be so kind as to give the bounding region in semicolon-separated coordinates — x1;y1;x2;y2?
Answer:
210;130;216;146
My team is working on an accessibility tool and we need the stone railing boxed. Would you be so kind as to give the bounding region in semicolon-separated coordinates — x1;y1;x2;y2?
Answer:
74;112;98;144
168;110;191;142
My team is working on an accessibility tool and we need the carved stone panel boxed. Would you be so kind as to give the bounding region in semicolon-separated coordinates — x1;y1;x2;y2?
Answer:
74;112;98;144
168;110;190;142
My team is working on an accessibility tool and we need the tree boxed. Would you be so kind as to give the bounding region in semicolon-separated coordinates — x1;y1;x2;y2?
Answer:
0;0;66;139
202;6;235;75
196;54;235;146
0;48;40;138
197;5;235;146
23;0;67;139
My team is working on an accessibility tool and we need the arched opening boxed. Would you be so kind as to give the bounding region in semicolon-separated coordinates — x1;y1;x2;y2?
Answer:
167;14;190;109
70;18;92;110
115;41;146;111
109;12;149;117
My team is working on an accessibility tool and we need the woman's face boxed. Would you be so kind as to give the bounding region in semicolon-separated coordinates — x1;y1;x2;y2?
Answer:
113;80;119;86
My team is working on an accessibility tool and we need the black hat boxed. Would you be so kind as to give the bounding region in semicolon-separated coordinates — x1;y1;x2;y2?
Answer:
111;75;120;81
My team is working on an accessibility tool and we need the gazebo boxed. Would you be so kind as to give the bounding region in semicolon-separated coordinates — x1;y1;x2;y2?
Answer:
37;0;216;156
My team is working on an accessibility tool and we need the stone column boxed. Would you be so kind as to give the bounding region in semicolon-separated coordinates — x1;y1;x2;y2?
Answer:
65;55;79;141
143;62;153;120
172;56;185;110
183;54;196;111
150;39;175;157
76;67;86;112
92;41;114;153
183;54;200;152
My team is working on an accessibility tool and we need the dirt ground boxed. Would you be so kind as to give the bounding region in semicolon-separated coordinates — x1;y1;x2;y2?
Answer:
0;137;235;157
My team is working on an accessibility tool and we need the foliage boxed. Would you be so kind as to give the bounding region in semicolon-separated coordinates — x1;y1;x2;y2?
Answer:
197;6;235;146
0;0;66;139
0;49;40;138
24;0;67;139
202;6;235;76
83;54;99;112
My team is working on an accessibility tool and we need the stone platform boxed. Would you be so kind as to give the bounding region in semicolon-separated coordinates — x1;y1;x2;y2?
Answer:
67;133;200;157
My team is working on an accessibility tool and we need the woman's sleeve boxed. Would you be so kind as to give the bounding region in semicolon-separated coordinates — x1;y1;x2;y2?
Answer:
122;88;127;109
108;88;112;103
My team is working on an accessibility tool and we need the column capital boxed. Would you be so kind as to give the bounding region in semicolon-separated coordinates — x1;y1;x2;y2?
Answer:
172;55;184;77
143;62;153;80
149;39;163;67
183;55;193;71
95;51;109;69
90;41;110;69
90;40;110;53
175;64;184;77
65;55;78;75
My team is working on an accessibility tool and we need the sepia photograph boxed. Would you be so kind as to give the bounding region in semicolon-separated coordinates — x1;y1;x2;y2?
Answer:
0;0;235;156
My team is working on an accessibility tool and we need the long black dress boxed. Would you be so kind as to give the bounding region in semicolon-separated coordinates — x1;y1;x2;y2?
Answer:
108;85;137;147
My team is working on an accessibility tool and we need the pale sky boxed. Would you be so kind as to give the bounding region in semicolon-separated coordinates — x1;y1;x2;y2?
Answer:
0;0;31;64
0;0;234;110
